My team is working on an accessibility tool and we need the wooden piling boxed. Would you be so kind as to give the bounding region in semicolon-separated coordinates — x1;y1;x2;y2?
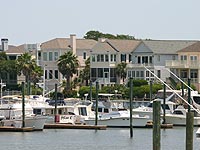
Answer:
130;77;133;138
163;83;166;124
95;81;99;126
22;82;25;128
153;100;161;150
186;112;194;150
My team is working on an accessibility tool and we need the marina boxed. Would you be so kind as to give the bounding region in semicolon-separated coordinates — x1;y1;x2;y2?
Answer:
0;127;200;150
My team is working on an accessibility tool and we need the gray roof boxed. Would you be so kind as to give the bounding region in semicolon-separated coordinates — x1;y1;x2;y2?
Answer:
0;45;24;54
143;40;197;54
92;41;117;53
41;38;97;50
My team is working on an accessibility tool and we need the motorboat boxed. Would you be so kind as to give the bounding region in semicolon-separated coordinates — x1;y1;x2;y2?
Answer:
0;96;47;130
164;105;200;126
84;110;150;127
191;91;200;110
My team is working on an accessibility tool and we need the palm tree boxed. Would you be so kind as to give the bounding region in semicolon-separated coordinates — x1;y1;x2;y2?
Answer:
57;51;79;91
30;64;43;85
16;53;36;82
79;57;90;86
116;62;127;83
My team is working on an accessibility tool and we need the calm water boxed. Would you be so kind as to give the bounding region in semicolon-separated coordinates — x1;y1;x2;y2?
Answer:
0;127;200;150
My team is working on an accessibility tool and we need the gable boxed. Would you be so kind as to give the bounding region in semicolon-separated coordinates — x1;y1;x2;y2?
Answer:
133;42;153;54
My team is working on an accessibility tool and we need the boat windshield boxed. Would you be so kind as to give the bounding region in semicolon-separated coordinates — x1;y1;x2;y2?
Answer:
156;92;173;99
193;96;200;105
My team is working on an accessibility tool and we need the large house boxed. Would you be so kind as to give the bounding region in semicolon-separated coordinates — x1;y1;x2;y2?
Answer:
166;41;200;91
90;38;141;86
40;35;97;92
127;40;196;82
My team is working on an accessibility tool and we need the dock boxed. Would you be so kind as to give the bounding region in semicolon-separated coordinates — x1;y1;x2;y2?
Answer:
0;126;34;132
44;123;107;130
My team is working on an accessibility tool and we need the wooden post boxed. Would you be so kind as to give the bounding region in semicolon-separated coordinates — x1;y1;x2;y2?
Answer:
22;82;25;128
130;77;133;138
163;83;166;124
95;81;99;126
186;78;193;150
153;100;161;150
54;84;58;123
150;80;153;101
90;80;92;101
181;82;184;97
186;112;194;150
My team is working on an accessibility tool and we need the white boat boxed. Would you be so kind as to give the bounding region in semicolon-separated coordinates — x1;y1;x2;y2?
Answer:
164;105;200;126
0;96;47;130
132;89;182;119
85;110;150;127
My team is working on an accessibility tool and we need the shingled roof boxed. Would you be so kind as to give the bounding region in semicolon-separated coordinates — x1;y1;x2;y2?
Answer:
92;41;117;53
177;41;200;52
107;39;141;53
143;40;197;54
3;45;25;54
41;38;97;50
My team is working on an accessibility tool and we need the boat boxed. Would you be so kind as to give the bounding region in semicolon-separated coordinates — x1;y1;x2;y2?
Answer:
164;105;200;126
0;96;47;130
132;89;182;119
84;110;150;127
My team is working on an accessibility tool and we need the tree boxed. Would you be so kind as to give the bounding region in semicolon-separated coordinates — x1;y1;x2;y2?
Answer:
84;30;135;40
30;64;43;85
57;51;79;91
116;62;127;82
79;57;90;86
16;53;36;82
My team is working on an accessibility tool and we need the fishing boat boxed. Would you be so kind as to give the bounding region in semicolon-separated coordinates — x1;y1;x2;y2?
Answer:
84;110;150;127
164;105;200;126
0;95;47;130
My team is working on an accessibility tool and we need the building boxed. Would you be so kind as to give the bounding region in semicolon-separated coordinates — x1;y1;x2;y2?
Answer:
166;41;200;91
127;40;196;83
90;39;141;86
40;35;97;92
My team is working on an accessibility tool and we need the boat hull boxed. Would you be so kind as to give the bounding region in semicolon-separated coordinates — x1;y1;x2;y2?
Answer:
3;116;47;130
85;116;150;127
165;114;200;126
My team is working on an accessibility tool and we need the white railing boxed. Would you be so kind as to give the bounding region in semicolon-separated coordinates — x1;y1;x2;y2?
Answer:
166;60;200;69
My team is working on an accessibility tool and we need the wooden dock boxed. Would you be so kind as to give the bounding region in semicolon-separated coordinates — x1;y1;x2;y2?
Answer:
44;123;107;130
0;126;34;132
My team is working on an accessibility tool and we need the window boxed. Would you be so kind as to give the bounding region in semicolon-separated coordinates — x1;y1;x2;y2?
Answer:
190;69;197;78
49;52;53;61
172;55;176;60
43;52;47;61
111;54;116;62
91;55;96;62
137;56;141;64
149;56;153;63
55;70;58;79
180;55;187;60
97;54;100;62
157;70;161;78
105;54;109;62
100;54;104;62
180;70;187;78
98;68;103;77
129;54;132;62
190;56;197;61
121;54;126;62
157;55;160;62
83;52;86;60
142;56;148;64
49;70;53;79
128;71;131;77
54;52;58;61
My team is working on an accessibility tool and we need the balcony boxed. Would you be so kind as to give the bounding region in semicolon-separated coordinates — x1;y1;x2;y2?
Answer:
166;60;200;69
127;63;154;69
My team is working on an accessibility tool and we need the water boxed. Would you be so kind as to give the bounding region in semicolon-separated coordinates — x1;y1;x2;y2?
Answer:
0;127;200;150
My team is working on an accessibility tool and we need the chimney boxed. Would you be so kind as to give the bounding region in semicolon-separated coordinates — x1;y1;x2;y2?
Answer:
1;38;8;51
70;34;76;55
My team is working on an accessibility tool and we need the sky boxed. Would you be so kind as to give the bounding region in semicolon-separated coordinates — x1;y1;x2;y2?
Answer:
1;0;200;45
